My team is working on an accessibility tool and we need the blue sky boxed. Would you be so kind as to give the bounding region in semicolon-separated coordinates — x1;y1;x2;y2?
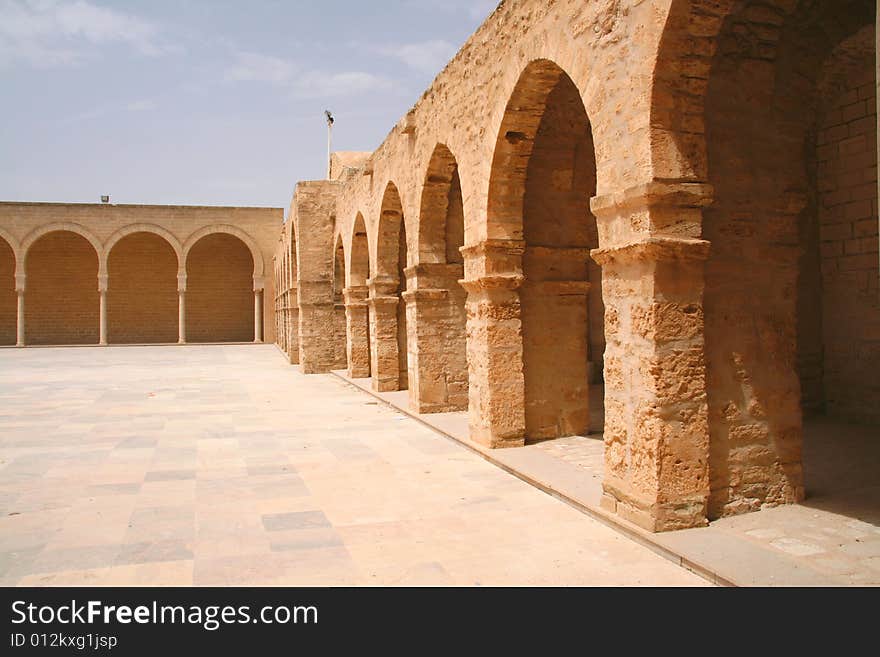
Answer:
0;0;497;211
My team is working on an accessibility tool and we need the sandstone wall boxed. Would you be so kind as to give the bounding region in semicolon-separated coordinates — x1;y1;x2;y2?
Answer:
25;231;99;345
0;202;281;346
816;29;880;423
108;232;178;344
187;233;255;343
0;237;14;345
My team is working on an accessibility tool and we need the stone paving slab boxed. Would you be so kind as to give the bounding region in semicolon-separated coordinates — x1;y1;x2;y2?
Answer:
334;371;879;586
0;345;704;586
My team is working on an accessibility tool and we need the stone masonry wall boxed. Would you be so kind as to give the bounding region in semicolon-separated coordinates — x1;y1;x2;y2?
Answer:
0;202;281;346
0;238;14;345
187;233;254;343
816;32;880;423
108;232;178;344
25;231;99;345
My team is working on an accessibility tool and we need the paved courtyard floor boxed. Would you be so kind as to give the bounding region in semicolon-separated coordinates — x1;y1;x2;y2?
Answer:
0;345;705;586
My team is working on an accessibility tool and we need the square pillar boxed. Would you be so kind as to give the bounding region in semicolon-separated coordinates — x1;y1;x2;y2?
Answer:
344;285;371;378
461;240;526;448
15;273;25;347
590;182;715;532
403;263;468;414
298;280;344;373
368;278;401;392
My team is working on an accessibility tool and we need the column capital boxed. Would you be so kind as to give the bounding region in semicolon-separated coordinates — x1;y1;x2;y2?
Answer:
177;272;187;293
343;286;369;305
459;273;524;294
460;238;525;260
590;181;714;219
368;294;399;309
401;288;448;303
367;276;398;297
253;276;266;292
14;273;26;293
521;280;591;296
591;237;711;267
98;274;109;293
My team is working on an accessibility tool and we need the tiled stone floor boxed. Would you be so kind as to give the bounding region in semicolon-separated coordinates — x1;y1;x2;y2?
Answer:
336;371;879;585
0;345;705;586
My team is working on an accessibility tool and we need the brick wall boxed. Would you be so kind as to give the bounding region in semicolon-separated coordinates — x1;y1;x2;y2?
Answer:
0;238;15;345
816;51;880;423
25;231;99;345
108;232;179;344
186;233;254;343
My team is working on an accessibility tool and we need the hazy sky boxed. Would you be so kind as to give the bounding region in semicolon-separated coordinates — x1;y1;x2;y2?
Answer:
0;0;497;212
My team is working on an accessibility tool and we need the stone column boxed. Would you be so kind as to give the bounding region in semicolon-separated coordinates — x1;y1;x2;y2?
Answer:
460;240;526;448
177;272;186;345
403;263;468;414
97;273;109;345
298;280;345;373
15;273;25;347
368;277;401;392
253;289;264;343
344;285;371;378
99;290;108;346
590;182;714;532
288;287;300;365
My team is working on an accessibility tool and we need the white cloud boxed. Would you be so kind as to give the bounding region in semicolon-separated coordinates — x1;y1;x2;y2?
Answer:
402;0;498;21
376;39;457;74
291;70;392;98
224;51;296;84
225;49;392;99
126;99;157;112
0;0;174;68
61;97;158;123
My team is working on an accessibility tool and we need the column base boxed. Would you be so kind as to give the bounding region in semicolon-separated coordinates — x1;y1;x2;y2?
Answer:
601;485;709;533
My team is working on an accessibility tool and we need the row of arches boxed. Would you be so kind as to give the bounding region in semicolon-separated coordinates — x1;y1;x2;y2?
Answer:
329;61;607;441
0;225;263;346
289;0;879;530
274;226;298;362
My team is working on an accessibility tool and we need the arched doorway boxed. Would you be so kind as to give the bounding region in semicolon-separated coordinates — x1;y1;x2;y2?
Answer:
703;0;878;518
0;238;15;345
186;232;254;343
333;235;348;368
346;214;371;378
25;231;99;345
288;233;299;363
411;144;469;412
372;183;409;391
107;232;178;344
487;59;604;442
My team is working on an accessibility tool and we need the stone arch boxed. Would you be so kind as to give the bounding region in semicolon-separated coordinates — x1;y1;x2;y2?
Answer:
371;182;409;391
0;234;16;345
333;232;345;303
103;224;183;271
692;0;877;518
106;231;179;344
183;224;264;283
185;232;255;343
350;213;370;287
21;223;103;272
0;227;21;274
376;182;406;281
418;144;464;265
343;213;372;379
486;57;604;441
407;144;469;412
25;230;100;345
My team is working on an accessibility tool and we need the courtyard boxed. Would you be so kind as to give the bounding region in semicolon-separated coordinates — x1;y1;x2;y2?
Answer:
0;344;705;586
